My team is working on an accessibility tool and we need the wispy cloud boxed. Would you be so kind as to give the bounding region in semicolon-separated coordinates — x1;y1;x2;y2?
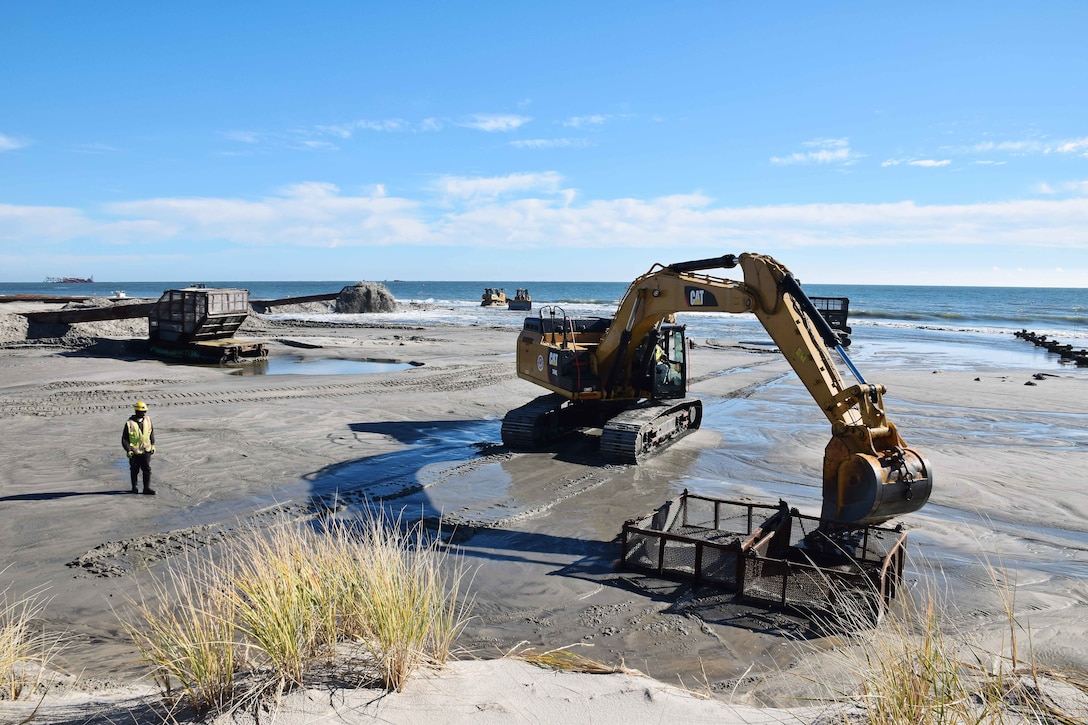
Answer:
1037;180;1088;196
510;138;591;149
562;114;609;128
0;132;29;152
316;119;409;138
458;114;532;132
1056;137;1088;156
771;138;860;166
969;139;1045;154
299;140;339;151
883;157;952;168
437;172;564;200
224;131;260;144
72;142;120;155
962;136;1088;158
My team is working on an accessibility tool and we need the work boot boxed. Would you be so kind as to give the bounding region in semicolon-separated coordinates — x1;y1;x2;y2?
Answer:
131;483;139;493
142;486;156;495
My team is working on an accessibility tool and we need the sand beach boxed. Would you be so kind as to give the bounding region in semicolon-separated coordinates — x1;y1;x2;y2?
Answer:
1;299;1087;723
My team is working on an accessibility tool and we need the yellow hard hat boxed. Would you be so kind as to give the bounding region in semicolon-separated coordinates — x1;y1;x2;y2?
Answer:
134;401;148;412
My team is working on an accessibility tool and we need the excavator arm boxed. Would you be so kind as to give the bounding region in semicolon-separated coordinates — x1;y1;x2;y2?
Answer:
593;252;932;528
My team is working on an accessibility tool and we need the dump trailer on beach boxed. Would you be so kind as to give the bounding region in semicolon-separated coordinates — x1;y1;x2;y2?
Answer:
148;287;267;363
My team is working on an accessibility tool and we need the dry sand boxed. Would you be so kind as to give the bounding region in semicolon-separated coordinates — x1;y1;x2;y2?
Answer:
1;301;1087;723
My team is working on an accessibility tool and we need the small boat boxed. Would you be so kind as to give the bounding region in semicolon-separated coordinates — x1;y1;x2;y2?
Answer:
481;287;507;307
508;288;532;311
110;290;127;299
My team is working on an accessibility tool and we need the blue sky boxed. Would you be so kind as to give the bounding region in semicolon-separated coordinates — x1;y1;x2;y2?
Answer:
2;2;1086;285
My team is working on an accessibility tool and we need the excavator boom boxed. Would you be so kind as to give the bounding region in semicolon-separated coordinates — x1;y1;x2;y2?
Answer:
504;252;932;530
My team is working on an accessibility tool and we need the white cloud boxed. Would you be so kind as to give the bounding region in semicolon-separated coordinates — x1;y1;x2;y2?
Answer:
431;195;1088;251
510;138;591;149
970;140;1044;154
100;183;430;248
771;138;859;166
5;186;1088;261
358;119;407;132
1056;137;1088;155
1036;180;1088;196
0;203;96;242
314;124;353;139
884;157;952;168
562;114;609;128
437;172;564;200
72;142;120;154
225;131;259;144
965;136;1088;158
300;140;339;151
0;133;29;151
459;114;532;132
316;119;408;139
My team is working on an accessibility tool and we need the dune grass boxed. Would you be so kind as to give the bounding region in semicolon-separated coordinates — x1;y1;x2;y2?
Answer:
824;558;1088;724
124;511;471;715
123;556;238;713
0;585;61;702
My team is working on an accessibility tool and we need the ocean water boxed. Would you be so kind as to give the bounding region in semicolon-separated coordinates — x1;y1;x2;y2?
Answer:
4;278;1087;372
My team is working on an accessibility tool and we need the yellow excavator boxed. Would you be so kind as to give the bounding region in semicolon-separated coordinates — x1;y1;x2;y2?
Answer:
501;252;932;530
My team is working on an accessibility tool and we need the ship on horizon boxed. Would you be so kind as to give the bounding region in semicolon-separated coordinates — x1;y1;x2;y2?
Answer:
45;276;94;283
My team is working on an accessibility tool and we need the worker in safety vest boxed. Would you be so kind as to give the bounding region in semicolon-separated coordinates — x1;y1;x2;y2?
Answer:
122;401;156;495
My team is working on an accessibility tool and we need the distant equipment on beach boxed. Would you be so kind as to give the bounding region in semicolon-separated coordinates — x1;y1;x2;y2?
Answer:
45;276;94;283
481;287;507;307
809;295;852;346
148;287;268;364
508;288;532;311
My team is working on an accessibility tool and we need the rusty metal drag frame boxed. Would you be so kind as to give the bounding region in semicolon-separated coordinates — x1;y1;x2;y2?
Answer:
620;490;907;620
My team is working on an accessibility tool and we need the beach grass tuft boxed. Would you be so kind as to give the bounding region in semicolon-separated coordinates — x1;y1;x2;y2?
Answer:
824;558;1085;724
0;584;61;702
348;512;471;691
123;509;470;714
123;555;238;714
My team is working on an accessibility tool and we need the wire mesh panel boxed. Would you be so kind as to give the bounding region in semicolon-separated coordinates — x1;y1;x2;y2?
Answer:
697;544;740;587
620;490;907;618
622;529;663;571
660;537;698;576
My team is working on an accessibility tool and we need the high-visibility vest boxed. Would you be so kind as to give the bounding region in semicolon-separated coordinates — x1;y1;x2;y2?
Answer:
126;417;153;453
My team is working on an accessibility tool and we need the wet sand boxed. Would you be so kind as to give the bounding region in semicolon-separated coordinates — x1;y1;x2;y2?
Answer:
2;308;1087;721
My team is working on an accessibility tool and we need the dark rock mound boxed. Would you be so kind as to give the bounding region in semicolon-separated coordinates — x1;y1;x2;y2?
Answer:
336;282;397;313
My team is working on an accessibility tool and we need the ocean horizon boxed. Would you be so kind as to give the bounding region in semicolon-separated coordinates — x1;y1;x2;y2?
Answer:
5;278;1086;336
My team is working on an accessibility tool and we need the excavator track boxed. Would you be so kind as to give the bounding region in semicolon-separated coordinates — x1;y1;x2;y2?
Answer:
600;398;703;463
501;393;569;449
